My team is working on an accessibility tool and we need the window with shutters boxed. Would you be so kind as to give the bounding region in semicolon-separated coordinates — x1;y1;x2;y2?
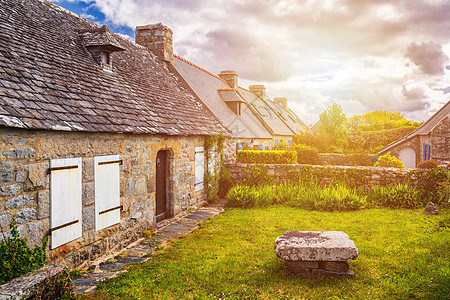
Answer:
195;147;204;191
50;157;82;249
95;155;121;231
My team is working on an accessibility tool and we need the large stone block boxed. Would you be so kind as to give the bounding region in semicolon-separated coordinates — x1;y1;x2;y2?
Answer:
82;206;95;231
275;231;358;262
135;178;146;195
26;220;48;247
25;162;49;191
5;194;34;210
0;161;13;183
37;191;49;219
82;157;94;182
0;183;21;197
16;207;37;224
82;182;95;206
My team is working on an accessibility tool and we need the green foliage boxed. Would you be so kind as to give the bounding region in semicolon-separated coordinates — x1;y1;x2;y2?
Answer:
236;150;297;164
368;184;421;208
218;166;233;199
226;185;259;208
32;268;75;300
415;167;450;206
417;160;439;169
293;131;331;153
92;207;450;300
204;134;226;203
0;217;48;285
319;103;347;148
291;143;320;165
274;140;288;150
374;153;405;168
241;165;274;187
347;110;422;132
227;183;367;211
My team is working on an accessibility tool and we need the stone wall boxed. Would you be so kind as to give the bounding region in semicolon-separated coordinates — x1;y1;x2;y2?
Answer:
224;137;294;163
430;115;449;162
225;163;430;189
0;127;207;268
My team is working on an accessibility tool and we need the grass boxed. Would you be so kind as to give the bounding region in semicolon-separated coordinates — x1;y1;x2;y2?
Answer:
83;207;450;299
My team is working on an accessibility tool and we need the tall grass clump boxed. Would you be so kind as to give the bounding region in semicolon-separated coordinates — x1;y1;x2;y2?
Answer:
226;183;366;211
368;183;421;208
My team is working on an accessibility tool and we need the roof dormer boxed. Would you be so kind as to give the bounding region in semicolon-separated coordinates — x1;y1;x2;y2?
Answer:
79;25;125;70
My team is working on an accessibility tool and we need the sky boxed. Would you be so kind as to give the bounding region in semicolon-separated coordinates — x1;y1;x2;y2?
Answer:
50;0;450;125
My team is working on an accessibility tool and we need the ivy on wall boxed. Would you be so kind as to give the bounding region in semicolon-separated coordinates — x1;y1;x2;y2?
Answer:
204;134;226;202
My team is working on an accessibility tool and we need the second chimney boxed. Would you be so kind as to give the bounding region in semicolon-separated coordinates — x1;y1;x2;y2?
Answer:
249;85;266;99
274;97;288;109
218;70;238;89
135;23;173;62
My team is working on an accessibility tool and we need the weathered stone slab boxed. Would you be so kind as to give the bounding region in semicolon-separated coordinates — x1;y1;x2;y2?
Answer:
424;201;438;215
0;266;62;300
275;231;358;262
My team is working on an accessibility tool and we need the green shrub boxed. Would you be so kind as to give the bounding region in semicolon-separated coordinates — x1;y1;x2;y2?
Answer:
241;165;275;187
307;185;367;211
374;153;405;168
417;160;439;169
218;166;233;198
0;217;48;285
32;268;75;300
415;167;450;206
226;185;258;208
236;150;297;164
292;144;320;165
368;183;421;208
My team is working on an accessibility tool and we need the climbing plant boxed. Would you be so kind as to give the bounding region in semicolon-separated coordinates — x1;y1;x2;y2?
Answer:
0;217;48;285
204;134;226;202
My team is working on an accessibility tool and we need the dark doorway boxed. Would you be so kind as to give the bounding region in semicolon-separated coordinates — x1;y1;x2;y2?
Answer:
156;150;168;222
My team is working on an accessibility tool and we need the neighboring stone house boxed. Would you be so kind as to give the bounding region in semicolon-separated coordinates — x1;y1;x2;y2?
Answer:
0;0;226;268
172;54;310;162
379;101;449;168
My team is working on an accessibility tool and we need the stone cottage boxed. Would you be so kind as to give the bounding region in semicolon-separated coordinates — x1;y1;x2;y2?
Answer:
171;52;310;162
0;0;226;267
379;101;449;168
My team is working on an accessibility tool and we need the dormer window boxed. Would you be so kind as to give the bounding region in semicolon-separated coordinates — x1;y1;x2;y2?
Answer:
102;51;110;66
79;25;125;70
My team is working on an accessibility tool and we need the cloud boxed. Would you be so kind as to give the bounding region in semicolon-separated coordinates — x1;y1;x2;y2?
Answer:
405;42;449;75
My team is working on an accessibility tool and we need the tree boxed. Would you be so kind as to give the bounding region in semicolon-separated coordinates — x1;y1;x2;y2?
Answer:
319;103;347;150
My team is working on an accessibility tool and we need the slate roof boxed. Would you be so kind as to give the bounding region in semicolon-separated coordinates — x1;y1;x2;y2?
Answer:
0;0;224;136
174;55;272;139
380;100;450;153
237;87;295;136
264;99;310;134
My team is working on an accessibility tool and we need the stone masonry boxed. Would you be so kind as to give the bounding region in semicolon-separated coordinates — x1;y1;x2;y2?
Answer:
0;127;208;268
275;231;358;277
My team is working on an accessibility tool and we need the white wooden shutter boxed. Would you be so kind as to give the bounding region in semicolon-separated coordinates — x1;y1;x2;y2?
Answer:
195;147;204;191
50;157;82;249
95;155;121;231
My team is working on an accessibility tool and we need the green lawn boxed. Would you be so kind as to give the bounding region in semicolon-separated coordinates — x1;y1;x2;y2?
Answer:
86;207;450;299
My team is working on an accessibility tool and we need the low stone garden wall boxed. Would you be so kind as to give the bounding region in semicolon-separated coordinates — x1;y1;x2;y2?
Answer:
225;163;430;189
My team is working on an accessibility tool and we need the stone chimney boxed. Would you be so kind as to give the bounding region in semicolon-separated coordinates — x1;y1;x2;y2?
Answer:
274;97;288;109
218;70;238;89
135;23;173;62
249;85;266;99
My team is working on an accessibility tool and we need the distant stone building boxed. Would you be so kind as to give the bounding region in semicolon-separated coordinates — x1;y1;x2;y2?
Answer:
172;55;311;162
379;101;449;168
0;0;225;267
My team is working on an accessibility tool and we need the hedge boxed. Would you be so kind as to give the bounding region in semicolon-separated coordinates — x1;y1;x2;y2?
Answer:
236;150;297;164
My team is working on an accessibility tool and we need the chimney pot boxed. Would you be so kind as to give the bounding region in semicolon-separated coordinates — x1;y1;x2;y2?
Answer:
249;85;266;99
218;70;238;89
274;97;288;109
136;23;173;62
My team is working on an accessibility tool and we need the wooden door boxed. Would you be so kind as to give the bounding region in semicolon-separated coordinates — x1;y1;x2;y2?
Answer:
156;150;168;222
